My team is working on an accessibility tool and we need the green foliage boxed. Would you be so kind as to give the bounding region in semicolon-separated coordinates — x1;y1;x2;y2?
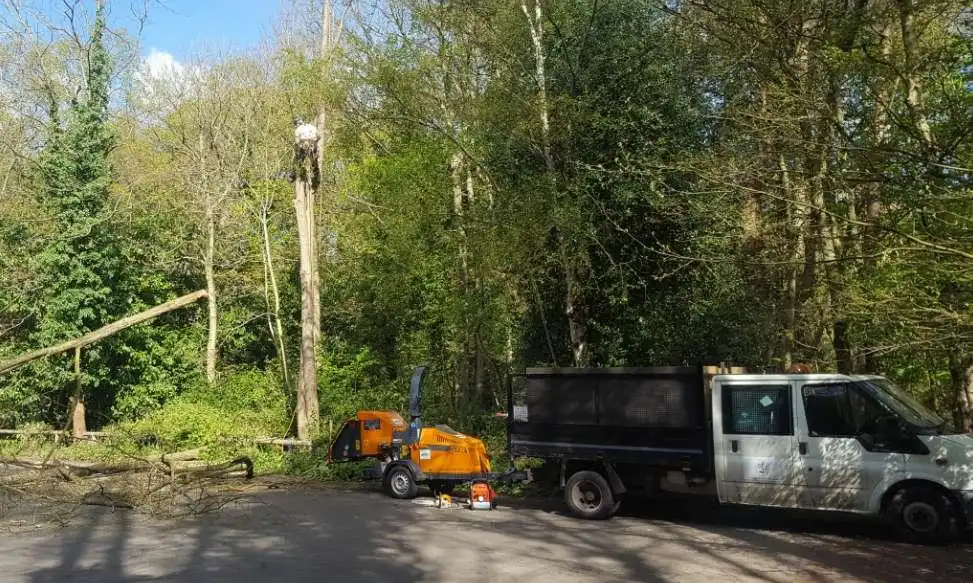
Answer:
122;368;288;449
2;0;970;457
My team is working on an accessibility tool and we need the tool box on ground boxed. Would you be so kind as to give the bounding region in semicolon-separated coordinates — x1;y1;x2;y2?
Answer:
327;365;530;500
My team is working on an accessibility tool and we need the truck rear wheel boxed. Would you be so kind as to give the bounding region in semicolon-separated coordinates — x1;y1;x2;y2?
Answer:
565;470;617;520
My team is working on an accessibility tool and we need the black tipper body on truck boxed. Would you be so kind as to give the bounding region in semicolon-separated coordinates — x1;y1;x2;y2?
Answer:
507;366;715;488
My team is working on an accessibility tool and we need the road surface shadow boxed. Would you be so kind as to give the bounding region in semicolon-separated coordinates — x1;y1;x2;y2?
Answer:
498;491;973;582
8;484;973;583
15;488;428;583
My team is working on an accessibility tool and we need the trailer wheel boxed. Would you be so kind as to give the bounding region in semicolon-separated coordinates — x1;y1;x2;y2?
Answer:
385;465;418;499
565;471;617;520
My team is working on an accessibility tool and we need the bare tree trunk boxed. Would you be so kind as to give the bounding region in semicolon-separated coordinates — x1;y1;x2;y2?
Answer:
950;354;973;433
896;0;934;149
779;154;804;370
204;200;218;385
294;145;320;440
522;0;588;366
450;151;472;404
451;152;470;288
311;0;343;348
259;200;290;391
196;133;219;386
69;346;86;438
856;17;894;373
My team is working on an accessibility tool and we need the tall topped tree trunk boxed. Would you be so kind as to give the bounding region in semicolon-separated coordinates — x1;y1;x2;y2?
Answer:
294;129;321;440
294;145;318;439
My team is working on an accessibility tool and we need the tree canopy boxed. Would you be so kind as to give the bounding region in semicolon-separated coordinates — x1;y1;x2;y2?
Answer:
0;0;970;436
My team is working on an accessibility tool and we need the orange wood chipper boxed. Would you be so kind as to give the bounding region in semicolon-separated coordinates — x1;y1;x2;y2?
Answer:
327;365;530;499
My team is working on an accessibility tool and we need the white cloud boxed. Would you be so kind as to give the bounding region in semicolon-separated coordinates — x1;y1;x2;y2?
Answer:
131;48;196;117
140;49;186;83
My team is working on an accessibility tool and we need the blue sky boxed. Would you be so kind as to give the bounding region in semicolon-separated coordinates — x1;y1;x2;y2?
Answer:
127;0;281;61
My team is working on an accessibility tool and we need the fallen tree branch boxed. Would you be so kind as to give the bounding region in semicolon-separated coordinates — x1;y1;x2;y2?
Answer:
0;289;208;375
0;449;254;521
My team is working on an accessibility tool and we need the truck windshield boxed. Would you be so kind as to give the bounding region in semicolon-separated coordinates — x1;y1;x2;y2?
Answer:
857;378;944;432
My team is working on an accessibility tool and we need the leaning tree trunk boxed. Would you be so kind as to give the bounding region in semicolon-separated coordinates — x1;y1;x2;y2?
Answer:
259;199;290;392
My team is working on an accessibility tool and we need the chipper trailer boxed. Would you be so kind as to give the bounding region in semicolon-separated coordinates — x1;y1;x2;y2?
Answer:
328;365;529;500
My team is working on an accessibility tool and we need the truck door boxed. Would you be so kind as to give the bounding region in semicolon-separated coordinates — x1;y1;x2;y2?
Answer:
797;381;904;512
713;380;804;507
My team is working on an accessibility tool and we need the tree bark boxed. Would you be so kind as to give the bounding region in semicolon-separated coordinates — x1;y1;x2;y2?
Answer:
259;199;290;391
522;0;589;366
779;154;804;369
198;133;218;386
951;354;973;433
895;0;934;149
294;145;320;441
69;346;86;438
204;199;218;385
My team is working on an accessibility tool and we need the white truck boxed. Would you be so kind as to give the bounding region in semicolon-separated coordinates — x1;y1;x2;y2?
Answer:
507;366;973;544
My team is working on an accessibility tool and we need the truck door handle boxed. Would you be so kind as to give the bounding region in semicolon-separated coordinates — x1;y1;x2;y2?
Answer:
730;440;738;453
799;442;807;455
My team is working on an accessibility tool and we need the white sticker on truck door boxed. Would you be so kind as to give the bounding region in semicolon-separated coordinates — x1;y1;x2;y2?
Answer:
419;449;431;460
743;457;787;483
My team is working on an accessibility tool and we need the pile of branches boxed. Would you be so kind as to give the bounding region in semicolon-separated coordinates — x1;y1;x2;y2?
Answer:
0;449;254;519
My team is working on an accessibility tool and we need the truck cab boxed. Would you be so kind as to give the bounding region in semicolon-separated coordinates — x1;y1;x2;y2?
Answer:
713;373;973;543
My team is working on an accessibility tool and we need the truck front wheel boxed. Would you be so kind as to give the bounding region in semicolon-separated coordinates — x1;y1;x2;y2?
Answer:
886;485;960;545
565;470;618;520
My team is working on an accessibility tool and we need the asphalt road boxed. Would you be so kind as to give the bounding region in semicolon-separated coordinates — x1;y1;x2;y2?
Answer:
2;484;972;583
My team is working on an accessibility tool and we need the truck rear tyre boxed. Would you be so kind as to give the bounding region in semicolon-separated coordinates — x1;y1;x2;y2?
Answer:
565;470;617;520
385;465;418;499
886;486;960;545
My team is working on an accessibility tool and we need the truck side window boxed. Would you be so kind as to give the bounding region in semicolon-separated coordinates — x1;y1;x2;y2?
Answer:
363;419;381;430
802;383;856;437
722;385;793;435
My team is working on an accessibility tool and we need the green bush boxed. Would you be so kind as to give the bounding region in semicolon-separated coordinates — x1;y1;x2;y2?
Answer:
120;368;289;451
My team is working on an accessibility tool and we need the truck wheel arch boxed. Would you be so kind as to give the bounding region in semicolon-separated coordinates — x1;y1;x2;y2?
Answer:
879;479;965;543
559;459;626;496
870;477;955;515
879;479;961;516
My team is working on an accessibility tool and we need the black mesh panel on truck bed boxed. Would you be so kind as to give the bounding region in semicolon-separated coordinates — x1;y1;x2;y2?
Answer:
599;377;697;427
525;376;597;425
508;367;710;472
521;369;703;428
